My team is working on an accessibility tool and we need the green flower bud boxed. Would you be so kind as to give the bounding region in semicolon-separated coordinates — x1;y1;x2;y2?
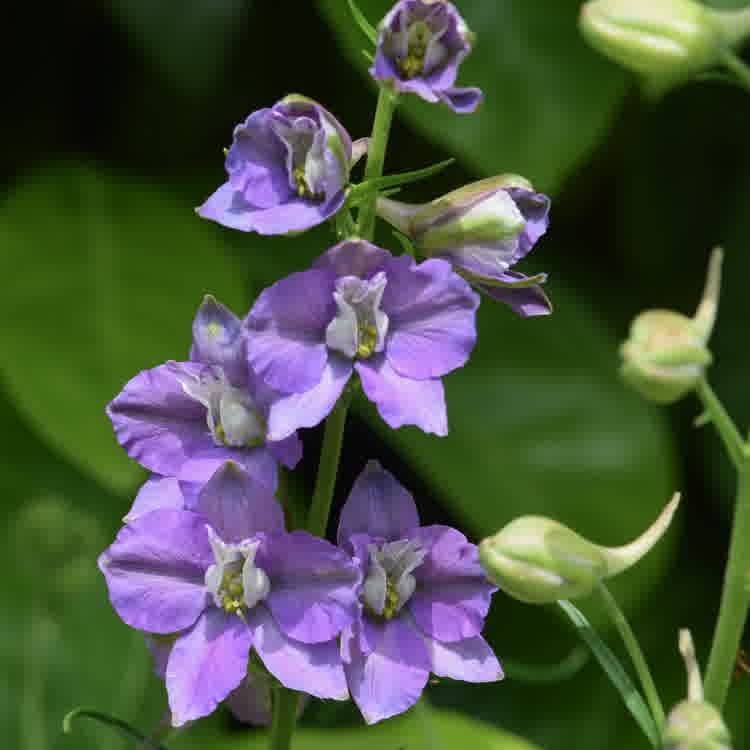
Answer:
663;630;733;750
620;248;722;405
579;0;724;79
479;494;679;605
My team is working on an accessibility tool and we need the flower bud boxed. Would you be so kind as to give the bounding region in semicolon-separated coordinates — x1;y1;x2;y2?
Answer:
620;249;722;404
579;0;724;79
377;175;552;317
663;630;733;750
479;494;679;604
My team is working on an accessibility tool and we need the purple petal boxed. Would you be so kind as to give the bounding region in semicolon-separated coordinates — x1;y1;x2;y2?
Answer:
267;433;303;469
477;276;552;318
107;363;208;478
145;635;173;680
408;525;495;642
266;356;352;441
253;606;349;699
439;87;483;113
98;508;212;634
422;632;503;682
337;461;420;545
312;239;392;278
355;356;447;436
190;296;247;385
194;462;284;542
259;531;359;643
382;256;479;380
166;608;254;726
245;193;344;235
343;617;430;725
246;269;335;393
508;188;550;261
124;475;186;523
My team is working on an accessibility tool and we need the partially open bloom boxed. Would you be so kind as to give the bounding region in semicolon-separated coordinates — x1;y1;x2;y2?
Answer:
108;296;302;490
336;462;501;724
99;462;360;726
197;95;355;235
371;0;482;113
246;239;479;439
377;175;551;316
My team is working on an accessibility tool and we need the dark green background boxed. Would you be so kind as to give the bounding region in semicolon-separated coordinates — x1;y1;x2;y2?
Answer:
2;1;749;748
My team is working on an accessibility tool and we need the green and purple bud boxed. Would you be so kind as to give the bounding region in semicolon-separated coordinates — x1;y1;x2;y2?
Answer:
479;494;680;604
620;248;722;404
377;175;551;317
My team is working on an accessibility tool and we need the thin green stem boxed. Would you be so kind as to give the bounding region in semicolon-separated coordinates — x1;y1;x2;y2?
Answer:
596;583;666;731
357;86;398;241
269;689;299;750
305;389;353;537
704;465;750;709
696;378;746;469
720;49;750;95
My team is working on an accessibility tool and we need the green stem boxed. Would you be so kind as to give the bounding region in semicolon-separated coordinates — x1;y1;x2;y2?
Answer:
704;464;750;709
305;389;353;538
720;49;750;94
596;583;666;731
269;689;299;750
712;7;750;50
696;378;746;469
357;86;398;241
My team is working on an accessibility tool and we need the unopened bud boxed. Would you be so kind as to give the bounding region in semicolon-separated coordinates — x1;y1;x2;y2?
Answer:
663;630;732;750
579;0;724;79
479;494;679;605
620;248;721;404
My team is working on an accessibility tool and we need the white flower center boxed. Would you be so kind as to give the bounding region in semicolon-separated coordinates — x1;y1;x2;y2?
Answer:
172;364;265;448
204;528;271;617
325;273;389;360
362;539;426;620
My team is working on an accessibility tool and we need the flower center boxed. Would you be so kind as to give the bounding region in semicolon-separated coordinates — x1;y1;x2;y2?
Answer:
325;273;389;360
362;539;426;621
171;364;266;448
205;530;271;618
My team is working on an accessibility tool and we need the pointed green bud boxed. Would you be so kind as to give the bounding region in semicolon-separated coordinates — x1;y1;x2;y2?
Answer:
579;0;724;80
663;630;732;750
479;494;680;604
620;248;721;404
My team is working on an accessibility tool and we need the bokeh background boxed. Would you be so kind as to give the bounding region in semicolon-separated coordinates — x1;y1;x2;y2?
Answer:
3;0;750;748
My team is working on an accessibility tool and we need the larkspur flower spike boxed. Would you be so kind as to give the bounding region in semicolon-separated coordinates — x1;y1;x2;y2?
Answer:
377;174;552;316
478;493;680;604
197;95;358;235
371;0;482;113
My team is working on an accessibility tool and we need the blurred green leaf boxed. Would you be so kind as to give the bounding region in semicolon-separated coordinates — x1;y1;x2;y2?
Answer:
0;165;247;496
108;0;249;95
317;0;628;195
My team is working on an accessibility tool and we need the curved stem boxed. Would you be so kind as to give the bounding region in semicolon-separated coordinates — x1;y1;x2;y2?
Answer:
269;689;299;750
357;86;398;241
696;378;746;469
596;583;666;731
305;389;353;537
720;49;750;95
704;464;750;709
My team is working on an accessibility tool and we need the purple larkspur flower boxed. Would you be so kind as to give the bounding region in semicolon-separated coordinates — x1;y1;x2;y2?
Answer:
371;0;482;113
377;175;552;317
245;239;479;439
197;95;358;235
336;462;502;724
99;462;360;726
108;296;302;490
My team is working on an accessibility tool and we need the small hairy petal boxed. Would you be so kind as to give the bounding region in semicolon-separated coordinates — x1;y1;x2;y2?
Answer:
507;188;550;261
477;275;552;318
98;509;212;634
195;462;284;542
312;239;391;278
260;531;360;644
343;617;430;725
253;606;349;699
190;296;246;385
167;609;255;726
265;356;352;441
337;462;420;545
438;86;483;113
355;357;447;436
